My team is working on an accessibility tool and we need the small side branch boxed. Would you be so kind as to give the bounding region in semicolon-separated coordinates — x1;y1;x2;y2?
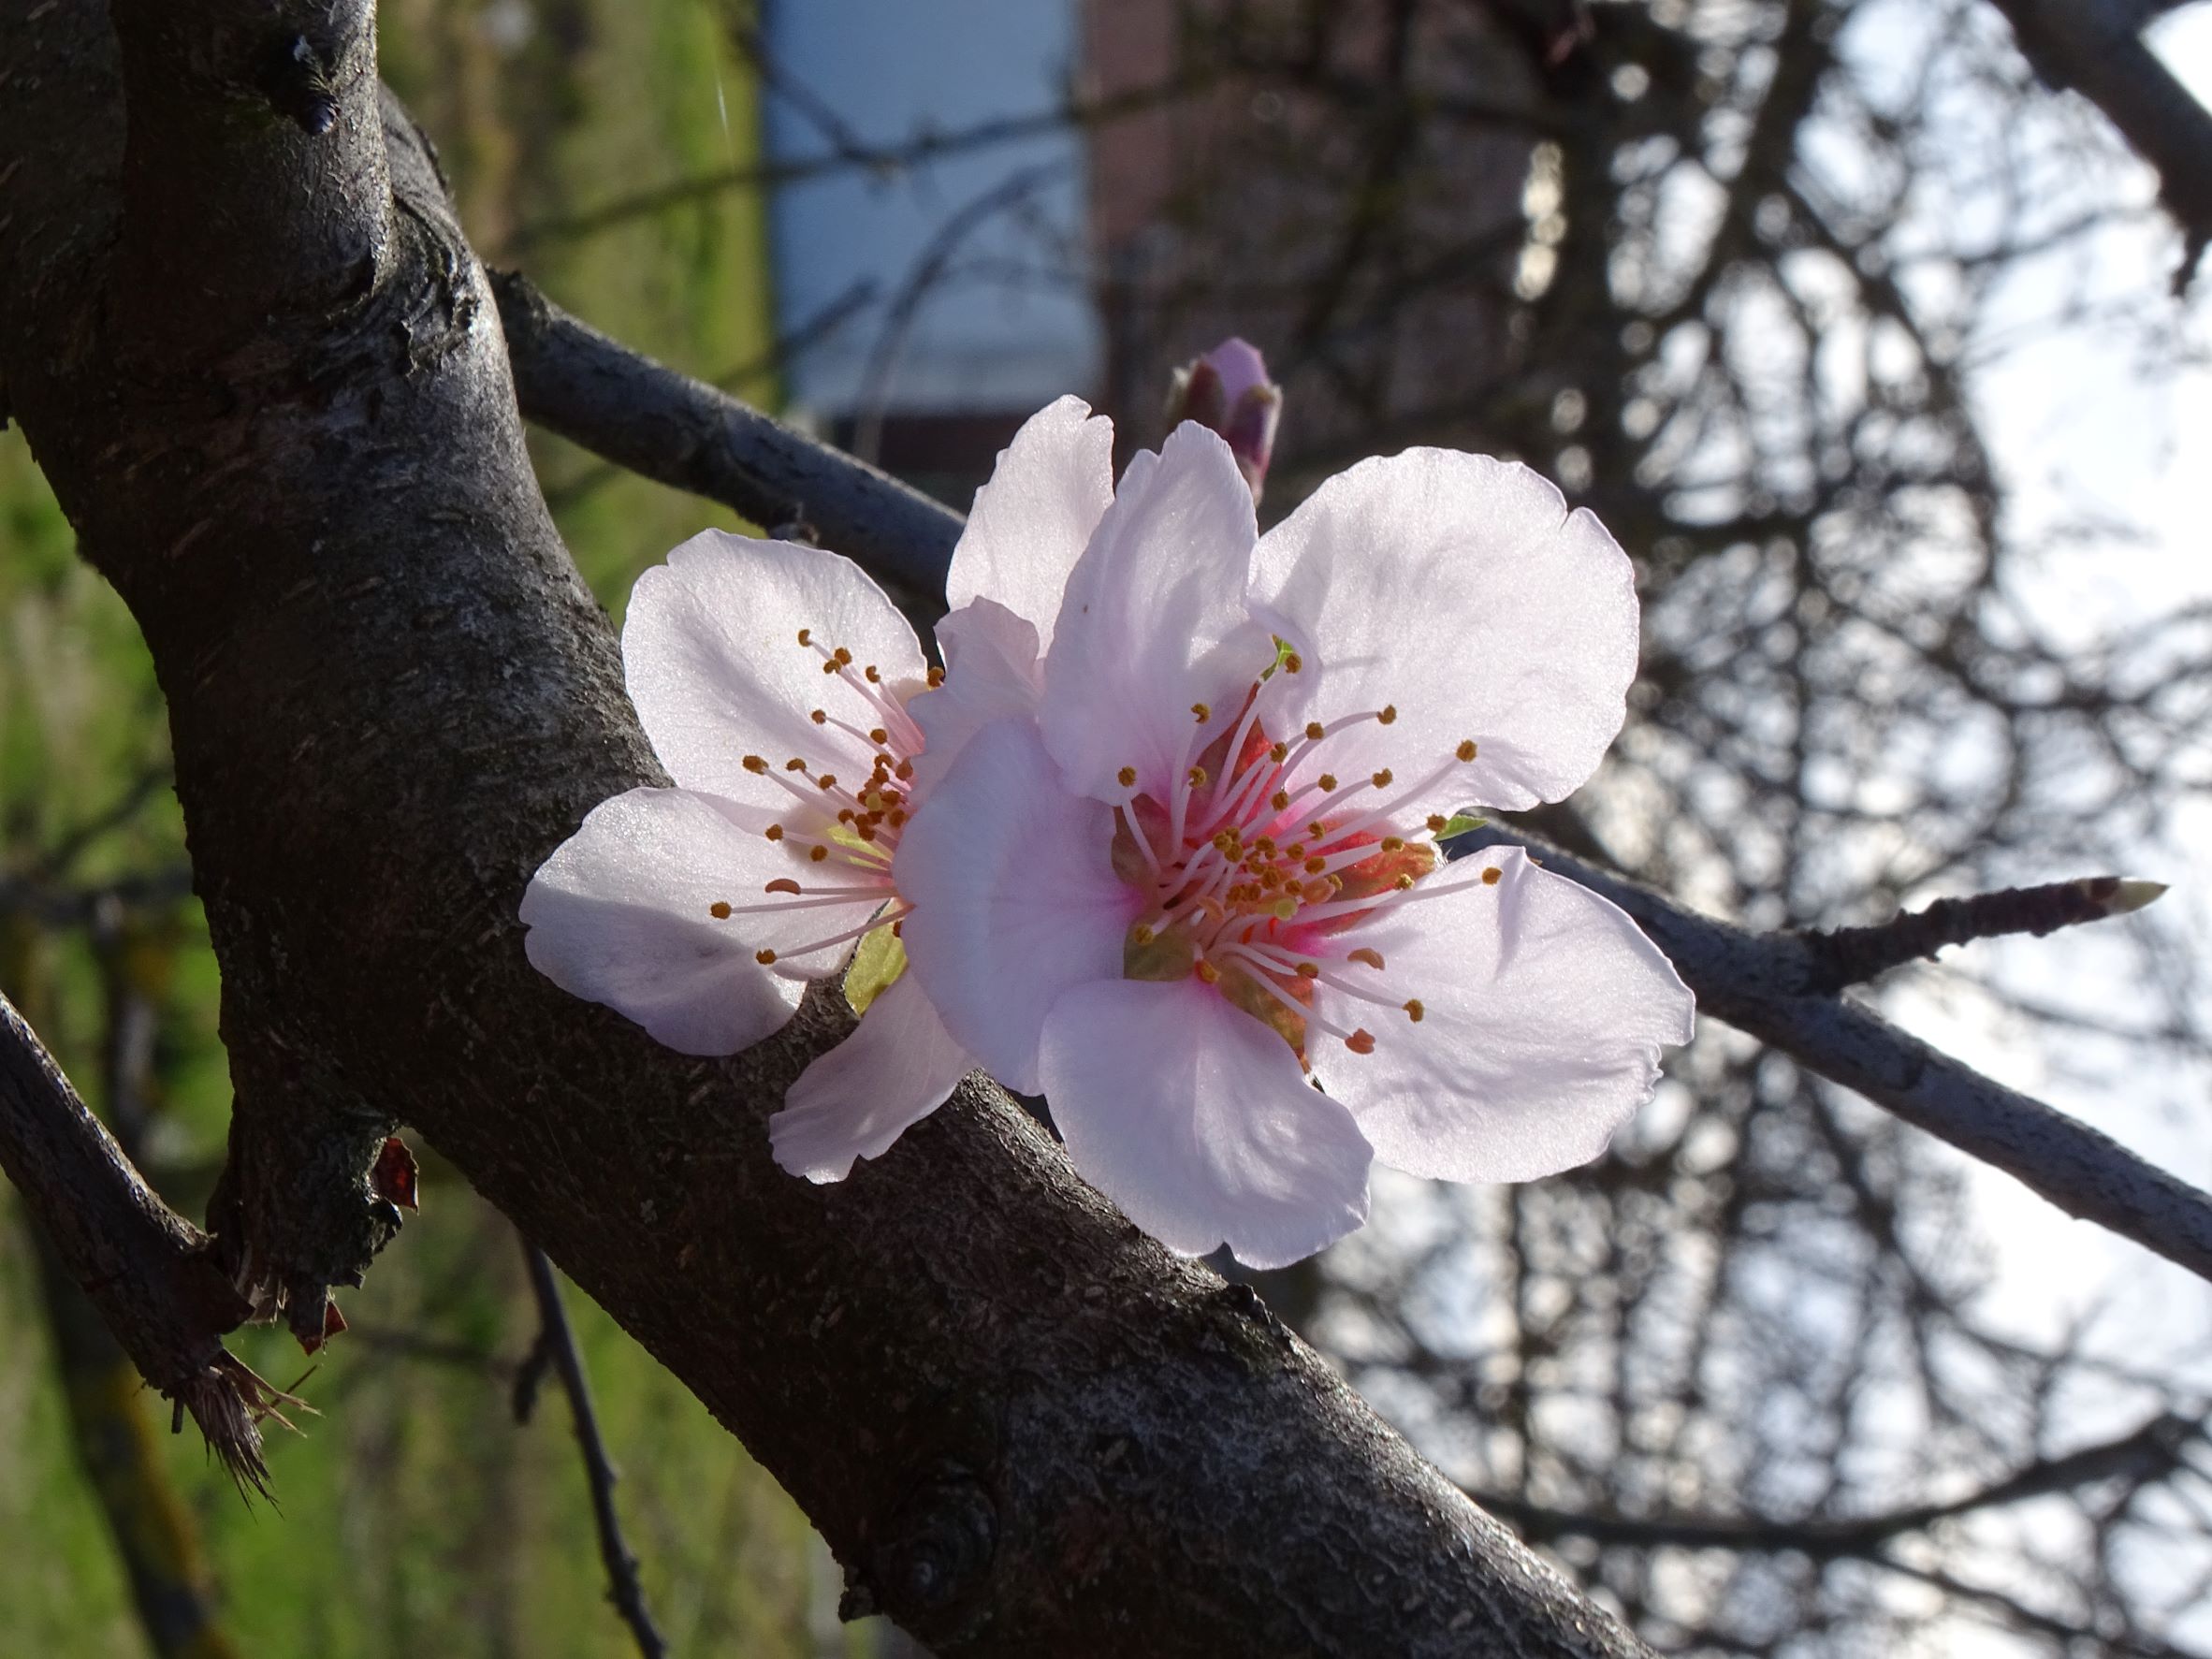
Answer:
518;1236;667;1659
1466;829;2212;1288
1790;876;2165;995
492;271;961;608
0;992;277;1491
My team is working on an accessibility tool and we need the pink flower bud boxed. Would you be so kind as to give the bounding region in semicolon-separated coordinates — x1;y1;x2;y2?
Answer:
1168;337;1282;503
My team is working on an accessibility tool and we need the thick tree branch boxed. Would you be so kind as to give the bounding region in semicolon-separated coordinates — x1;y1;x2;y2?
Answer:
0;3;1650;1652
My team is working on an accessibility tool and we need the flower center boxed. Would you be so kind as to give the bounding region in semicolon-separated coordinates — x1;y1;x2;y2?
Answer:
1111;654;1483;1065
704;628;931;968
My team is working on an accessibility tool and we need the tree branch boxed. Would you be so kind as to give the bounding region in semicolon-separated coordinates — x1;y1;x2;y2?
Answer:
1982;0;2212;284
0;990;274;1492
519;1238;667;1659
1463;826;2212;1288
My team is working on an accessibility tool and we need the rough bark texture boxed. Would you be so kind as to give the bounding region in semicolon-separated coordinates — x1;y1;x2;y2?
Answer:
0;2;1650;1652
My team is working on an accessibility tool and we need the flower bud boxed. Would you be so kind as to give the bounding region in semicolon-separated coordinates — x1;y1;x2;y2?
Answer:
1168;337;1282;503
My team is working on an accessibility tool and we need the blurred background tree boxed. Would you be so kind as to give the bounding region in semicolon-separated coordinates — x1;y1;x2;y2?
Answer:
3;0;2209;1654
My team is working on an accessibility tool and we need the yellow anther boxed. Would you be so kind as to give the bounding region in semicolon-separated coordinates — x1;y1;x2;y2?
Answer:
1302;880;1332;903
822;657;843;674
785;758;807;771
1394;874;1416;890
1308;822;1327;838
834;647;853;666
755;949;778;965
1380;836;1404;852
1371;769;1393;789
1270;742;1289;763
1117;765;1138;787
1456;739;1478;762
1295;961;1320;980
1273;897;1298;920
1345;1028;1375;1055
1304;720;1325;741
1304;856;1326;874
1427;814;1448;834
1191;702;1212;722
1285;843;1306;860
1132;924;1157;946
1404;999;1425;1023
1187;765;1209;788
709;901;733;919
1270;790;1291;810
810;708;828;724
764;824;785;841
1377;705;1398;725
926;666;946;688
818;775;838;791
809;846;829;864
765;879;802;895
796;628;812;647
1283;651;1303;673
1347;947;1385;969
869;727;889;745
1252;837;1276;856
743;754;769;774
865;664;881;683
1195;959;1221;984
1317;774;1338;792
1481;866;1503;886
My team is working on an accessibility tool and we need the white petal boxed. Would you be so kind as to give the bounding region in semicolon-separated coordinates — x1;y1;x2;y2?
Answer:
1315;849;1695;1183
520;788;808;1055
769;970;974;1182
624;530;926;804
906;598;1043;809
946;396;1116;653
894;718;1134;1094
1041;423;1274;803
1251;451;1639;815
1041;979;1374;1269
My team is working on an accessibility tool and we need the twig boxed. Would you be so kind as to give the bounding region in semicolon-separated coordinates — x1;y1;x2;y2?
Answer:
0;991;273;1491
1462;826;2212;1288
1981;0;2212;288
492;271;960;609
518;1237;667;1659
1790;876;2167;995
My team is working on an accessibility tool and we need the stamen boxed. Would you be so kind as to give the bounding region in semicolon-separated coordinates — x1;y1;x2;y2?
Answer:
1404;1000;1425;1021
927;666;946;689
1456;739;1477;762
709;901;732;919
1377;705;1397;725
796;629;811;647
757;949;777;964
1482;866;1503;886
1195;958;1220;985
744;754;769;774
1347;947;1385;969
1345;1029;1375;1055
1117;765;1138;788
1192;703;1212;723
764;824;784;842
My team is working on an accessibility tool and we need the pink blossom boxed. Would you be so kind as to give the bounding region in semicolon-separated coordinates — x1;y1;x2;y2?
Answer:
518;400;1115;1181
895;416;1695;1267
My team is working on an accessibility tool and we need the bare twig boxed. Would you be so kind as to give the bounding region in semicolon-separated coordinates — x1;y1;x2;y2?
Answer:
1463;826;2212;1288
1790;876;2167;994
0;991;269;1489
519;1237;667;1659
493;271;960;608
1981;0;2212;284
